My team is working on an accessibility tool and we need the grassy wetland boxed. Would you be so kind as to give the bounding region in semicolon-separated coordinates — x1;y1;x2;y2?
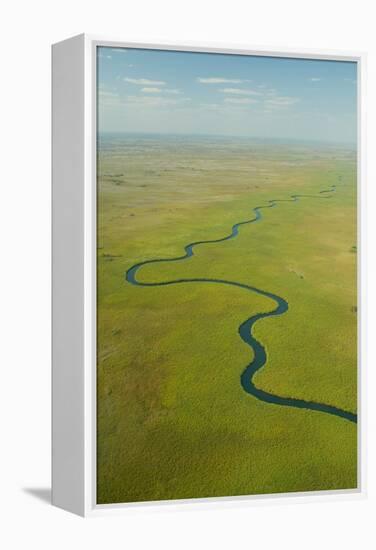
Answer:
96;134;357;504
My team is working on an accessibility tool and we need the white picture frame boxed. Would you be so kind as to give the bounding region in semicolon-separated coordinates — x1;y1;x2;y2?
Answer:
52;34;366;517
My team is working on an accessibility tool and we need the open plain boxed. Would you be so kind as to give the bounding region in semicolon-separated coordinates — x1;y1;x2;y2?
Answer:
97;134;357;504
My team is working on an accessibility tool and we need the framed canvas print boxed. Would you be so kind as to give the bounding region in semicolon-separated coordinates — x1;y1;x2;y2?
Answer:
52;34;365;516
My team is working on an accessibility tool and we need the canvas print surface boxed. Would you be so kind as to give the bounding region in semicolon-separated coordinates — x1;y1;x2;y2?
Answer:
96;46;357;504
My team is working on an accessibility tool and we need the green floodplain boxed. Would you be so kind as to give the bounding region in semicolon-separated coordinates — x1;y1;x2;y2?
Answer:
97;134;357;504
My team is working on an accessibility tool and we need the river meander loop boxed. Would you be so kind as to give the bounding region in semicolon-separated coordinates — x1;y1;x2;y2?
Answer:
125;184;357;424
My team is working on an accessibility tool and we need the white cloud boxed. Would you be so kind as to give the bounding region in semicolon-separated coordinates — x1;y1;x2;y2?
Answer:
141;87;182;95
224;97;258;104
309;77;321;82
124;77;166;86
220;87;261;96
199;103;222;111
164;89;182;94
141;87;162;93
99;90;118;98
98;89;120;106
124;95;190;107
265;96;300;107
197;77;244;84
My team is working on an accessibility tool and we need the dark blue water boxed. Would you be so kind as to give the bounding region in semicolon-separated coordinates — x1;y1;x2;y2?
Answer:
125;184;357;424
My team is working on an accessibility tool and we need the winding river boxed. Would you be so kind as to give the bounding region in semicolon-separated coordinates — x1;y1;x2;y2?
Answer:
125;184;357;424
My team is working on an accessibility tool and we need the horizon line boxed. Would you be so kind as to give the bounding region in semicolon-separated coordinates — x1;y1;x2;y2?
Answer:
97;130;357;147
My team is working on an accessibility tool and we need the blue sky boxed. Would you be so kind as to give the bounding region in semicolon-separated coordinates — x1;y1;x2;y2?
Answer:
97;46;357;143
